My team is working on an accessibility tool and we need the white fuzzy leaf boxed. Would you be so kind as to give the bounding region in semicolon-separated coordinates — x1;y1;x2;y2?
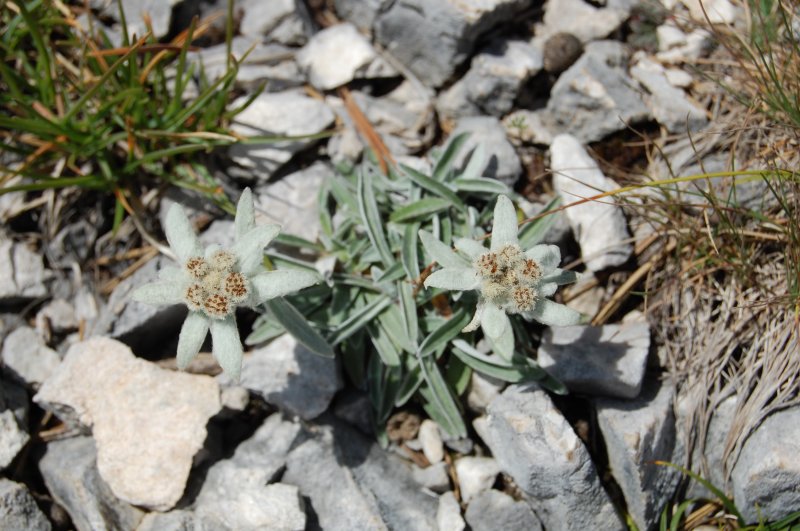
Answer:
235;188;256;240
423;268;480;291
250;269;320;303
481;303;509;339
454;237;487;260
211;316;243;381
525;244;561;274
530;298;583;326
490;195;519;251
177;311;209;369
232;224;281;276
130;281;184;306
165;204;203;262
419;230;468;268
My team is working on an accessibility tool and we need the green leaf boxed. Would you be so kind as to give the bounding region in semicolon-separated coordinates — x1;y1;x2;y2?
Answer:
445;356;472;396
245;315;286;345
395;362;423;407
451;340;543;383
368;323;402;367
399;164;466;211
330;294;393;345
357;168;394;267
264;298;335;358
389;198;452;223
654;461;745;525
378;303;416;354
398;282;419;348
401;222;421;280
460;144;487;180
418;230;469;269
433;132;470;181
418;308;470;358
452;177;510;195
376;261;407;283
418;356;467;438
518;196;561;249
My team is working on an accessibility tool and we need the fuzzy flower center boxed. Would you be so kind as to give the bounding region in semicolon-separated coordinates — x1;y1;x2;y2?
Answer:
182;250;250;319
474;244;541;313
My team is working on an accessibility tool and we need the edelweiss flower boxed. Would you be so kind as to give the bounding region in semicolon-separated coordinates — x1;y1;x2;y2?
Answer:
420;195;582;357
131;189;319;380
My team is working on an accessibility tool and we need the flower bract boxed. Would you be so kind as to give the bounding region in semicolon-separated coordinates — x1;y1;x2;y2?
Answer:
130;188;320;380
420;195;582;359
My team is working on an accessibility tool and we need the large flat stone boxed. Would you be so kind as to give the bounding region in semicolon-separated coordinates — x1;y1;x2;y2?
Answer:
0;237;48;301
0;479;52;531
538;322;650;398
1;326;61;389
34;337;221;510
485;385;624;530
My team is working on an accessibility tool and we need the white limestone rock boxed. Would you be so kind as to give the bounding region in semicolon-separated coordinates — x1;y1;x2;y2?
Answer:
1;326;61;389
34;337;221;510
550;133;633;271
437;491;466;531
454;457;500;504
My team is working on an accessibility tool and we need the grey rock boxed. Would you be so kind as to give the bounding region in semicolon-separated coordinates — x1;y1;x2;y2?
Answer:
199;483;306;531
451;117;522;186
0;479;52;531
485;385;624;530
545;41;651;142
297;23;397;90
0;237;48;301
732;405;800;523
92;255;186;348
538;322;650;398
549;133;633;271
375;0;535;87
1;326;61;389
229;91;335;181
464;489;543;531
283;417;438;530
198;413;303;504
334;0;391;31
235;333;342;420
438;39;543;120
596;379;680;530
186;38;304;92
136;510;196;531
0;376;29;470
656;23;712;63
110;0;180;40
537;0;631;43
412;462;451;493
35;298;78;335
39;436;144;531
503;109;556;146
455;456;500;503
466;372;505;414
437;491;466;531
682;394;738;499
631;55;707;133
238;0;312;45
253;161;330;244
418;419;444;464
35;337;221;511
220;385;250;414
680;0;738;24
332;389;373;435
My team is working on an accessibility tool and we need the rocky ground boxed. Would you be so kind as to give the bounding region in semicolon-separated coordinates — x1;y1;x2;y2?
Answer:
1;0;799;530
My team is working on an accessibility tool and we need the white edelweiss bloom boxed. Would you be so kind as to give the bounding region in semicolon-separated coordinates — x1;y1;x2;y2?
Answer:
130;188;320;380
420;195;582;359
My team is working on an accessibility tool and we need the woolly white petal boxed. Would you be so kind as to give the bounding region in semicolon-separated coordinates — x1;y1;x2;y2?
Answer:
165;204;203;262
211;316;243;381
250;269;320;304
490;195;519;251
530;298;583;326
130;281;184;306
177;311;208;369
158;266;184;282
231;224;281;276
423;268;481;291
541;269;579;286
235;188;256;241
481;303;510;339
419;230;469;268
525;244;561;274
462;300;485;333
487;322;515;361
539;282;558;298
454;237;488;260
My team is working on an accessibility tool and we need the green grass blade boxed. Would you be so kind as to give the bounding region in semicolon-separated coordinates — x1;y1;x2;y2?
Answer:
389;197;452;223
654;461;745;524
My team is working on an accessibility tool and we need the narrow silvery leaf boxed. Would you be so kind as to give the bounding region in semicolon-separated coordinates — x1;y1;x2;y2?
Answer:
541;269;579;286
165;204;203;261
530;298;583;326
389;197;451;223
232;224;281;276
454;237;487;260
235;188;256;240
418;308;470;358
130;281;184;306
423;268;480;291
461;144;486;180
211;316;243;381
250;269;320;304
481;303;509;339
357;169;394;267
399;282;418;348
432;132;470;182
400;165;465;211
177;311;209;369
518;196;560;249
419;230;468;269
452;177;510;195
525;244;561;274
490;195;519;251
402;223;421;280
265;298;334;358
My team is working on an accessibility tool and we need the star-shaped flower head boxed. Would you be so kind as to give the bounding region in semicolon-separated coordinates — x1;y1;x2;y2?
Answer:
420;195;583;358
131;189;320;380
